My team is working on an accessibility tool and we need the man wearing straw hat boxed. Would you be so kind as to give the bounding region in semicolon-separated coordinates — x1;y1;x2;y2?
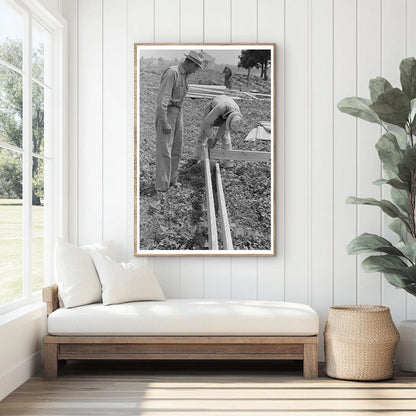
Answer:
192;95;243;168
155;50;203;193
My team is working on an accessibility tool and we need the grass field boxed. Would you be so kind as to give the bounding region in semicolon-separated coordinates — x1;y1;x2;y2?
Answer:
0;199;44;305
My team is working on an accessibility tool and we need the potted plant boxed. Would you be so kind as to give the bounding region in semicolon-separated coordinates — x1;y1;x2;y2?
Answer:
337;57;416;371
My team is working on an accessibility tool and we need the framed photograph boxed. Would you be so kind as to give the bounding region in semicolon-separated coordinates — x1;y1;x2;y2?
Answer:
134;43;275;256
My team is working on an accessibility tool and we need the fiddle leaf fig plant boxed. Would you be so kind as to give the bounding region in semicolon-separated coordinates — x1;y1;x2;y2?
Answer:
338;57;416;297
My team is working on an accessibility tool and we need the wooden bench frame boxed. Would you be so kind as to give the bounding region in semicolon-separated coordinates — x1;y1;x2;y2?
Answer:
43;285;319;379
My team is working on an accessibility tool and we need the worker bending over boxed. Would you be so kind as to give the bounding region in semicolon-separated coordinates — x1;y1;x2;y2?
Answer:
192;95;243;168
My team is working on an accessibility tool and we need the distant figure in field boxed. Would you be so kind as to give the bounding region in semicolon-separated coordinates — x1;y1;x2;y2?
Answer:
192;95;243;168
223;65;233;89
154;50;203;193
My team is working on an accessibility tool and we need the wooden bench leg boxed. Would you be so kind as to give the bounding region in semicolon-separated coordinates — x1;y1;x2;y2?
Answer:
303;343;318;379
44;343;59;379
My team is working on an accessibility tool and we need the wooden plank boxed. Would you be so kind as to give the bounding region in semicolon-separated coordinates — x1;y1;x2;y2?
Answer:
303;343;318;379
59;343;304;354
58;353;304;360
43;343;58;379
44;336;319;344
189;84;227;90
42;284;59;315
215;163;233;250
204;148;219;250
209;149;270;162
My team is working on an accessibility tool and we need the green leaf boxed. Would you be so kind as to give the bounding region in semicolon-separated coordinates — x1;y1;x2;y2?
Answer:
369;77;393;102
370;88;410;128
337;97;383;125
383;272;412;288
397;240;416;263
394;130;410;150
375;132;404;173
400;57;416;100
346;196;405;219
373;178;388;186
403;146;416;172
397;161;412;185
361;254;408;272
391;187;409;213
389;218;410;241
387;178;410;191
347;233;403;256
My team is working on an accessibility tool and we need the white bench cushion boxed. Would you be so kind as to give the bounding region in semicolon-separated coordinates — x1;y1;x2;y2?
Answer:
47;299;319;336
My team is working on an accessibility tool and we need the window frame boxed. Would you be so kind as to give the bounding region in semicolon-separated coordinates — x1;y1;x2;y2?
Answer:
0;0;67;315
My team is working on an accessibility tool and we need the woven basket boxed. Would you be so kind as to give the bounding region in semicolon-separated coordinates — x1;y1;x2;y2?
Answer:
324;305;399;381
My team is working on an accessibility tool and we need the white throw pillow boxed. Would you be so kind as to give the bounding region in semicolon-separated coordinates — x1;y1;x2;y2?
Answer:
54;239;114;308
90;252;165;306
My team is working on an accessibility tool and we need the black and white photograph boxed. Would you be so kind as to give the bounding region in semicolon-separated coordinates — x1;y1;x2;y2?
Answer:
134;44;275;256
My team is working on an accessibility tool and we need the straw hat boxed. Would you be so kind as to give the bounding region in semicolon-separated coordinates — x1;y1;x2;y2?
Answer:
184;50;203;69
226;112;243;131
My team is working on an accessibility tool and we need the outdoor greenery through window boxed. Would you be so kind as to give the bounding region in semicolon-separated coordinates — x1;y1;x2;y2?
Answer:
0;0;52;307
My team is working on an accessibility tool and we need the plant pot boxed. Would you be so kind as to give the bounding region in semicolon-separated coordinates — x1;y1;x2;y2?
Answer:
395;320;416;372
324;305;400;381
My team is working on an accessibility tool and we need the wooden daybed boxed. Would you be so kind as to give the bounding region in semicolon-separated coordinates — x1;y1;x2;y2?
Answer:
42;285;319;379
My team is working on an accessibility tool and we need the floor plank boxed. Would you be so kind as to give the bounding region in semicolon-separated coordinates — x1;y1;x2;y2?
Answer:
1;361;416;415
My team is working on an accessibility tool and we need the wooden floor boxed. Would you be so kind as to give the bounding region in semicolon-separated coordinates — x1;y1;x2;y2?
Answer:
1;360;416;415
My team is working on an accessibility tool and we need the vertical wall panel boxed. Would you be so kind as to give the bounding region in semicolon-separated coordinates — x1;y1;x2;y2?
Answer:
180;0;203;43
61;0;78;245
356;0;382;305
155;0;180;43
179;0;205;298
204;0;231;42
77;0;103;245
333;0;357;305
284;0;309;303
257;0;285;301
230;0;257;42
103;0;128;260
203;0;232;298
381;0;407;322
310;0;333;359
205;258;231;298
229;0;258;299
407;0;416;319
127;0;154;260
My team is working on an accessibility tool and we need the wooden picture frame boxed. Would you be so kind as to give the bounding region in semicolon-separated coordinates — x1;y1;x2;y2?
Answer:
134;43;275;256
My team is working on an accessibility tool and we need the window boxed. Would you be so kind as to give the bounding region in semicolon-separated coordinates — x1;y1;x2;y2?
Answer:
0;0;66;312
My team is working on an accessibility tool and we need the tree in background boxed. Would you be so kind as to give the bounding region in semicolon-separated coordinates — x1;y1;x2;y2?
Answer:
0;38;44;205
238;49;271;85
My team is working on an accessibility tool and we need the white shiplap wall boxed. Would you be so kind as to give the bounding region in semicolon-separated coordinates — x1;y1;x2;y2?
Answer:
61;0;416;356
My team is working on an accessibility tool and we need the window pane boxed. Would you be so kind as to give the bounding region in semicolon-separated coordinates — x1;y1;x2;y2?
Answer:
0;147;23;305
0;0;24;70
0;65;23;148
32;156;43;293
32;81;45;155
32;20;51;85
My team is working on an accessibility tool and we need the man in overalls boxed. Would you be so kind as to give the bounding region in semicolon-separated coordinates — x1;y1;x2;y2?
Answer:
155;50;203;192
192;95;243;168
